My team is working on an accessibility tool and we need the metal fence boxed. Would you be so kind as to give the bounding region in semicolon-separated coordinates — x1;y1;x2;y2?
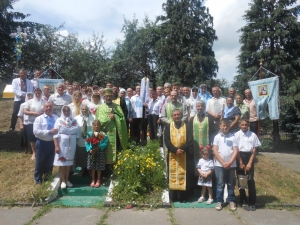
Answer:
259;131;296;142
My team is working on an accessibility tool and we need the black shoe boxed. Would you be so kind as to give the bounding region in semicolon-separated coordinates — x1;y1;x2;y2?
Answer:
249;205;256;211
9;127;14;131
242;204;250;211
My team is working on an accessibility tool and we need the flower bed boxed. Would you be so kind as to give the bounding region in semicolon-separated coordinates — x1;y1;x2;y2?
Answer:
111;141;167;204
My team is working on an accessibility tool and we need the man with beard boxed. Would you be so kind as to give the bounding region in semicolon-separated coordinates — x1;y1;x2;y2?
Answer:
96;88;128;165
160;91;188;124
188;100;210;182
164;109;193;202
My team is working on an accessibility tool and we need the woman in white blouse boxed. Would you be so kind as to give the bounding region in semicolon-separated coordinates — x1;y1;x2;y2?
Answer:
24;88;47;160
74;105;95;176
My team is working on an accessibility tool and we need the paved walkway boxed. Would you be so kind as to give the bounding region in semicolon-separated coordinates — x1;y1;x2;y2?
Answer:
260;152;300;173
0;207;300;225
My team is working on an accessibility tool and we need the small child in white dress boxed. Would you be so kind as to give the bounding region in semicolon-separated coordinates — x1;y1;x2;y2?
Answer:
196;146;214;204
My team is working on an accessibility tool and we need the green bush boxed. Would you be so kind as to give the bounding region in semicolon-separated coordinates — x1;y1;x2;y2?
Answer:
111;140;167;203
260;138;273;152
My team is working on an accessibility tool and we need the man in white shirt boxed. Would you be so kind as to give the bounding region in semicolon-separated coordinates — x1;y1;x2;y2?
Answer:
66;85;73;97
9;69;34;131
146;91;161;140
31;70;42;89
42;85;51;101
235;119;261;211
130;85;147;144
126;88;133;99
206;86;226;143
156;86;164;101
33;102;58;184
48;83;72;117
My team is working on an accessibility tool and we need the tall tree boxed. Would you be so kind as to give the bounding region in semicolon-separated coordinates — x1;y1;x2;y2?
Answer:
0;0;29;80
155;0;218;86
233;0;300;143
110;17;159;88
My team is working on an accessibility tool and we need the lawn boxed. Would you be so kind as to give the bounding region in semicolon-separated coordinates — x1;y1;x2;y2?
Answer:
1;149;299;205
0;151;58;204
0;99;20;131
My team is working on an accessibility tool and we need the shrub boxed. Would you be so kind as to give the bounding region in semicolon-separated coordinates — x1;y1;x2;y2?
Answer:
111;140;167;203
260;138;273;152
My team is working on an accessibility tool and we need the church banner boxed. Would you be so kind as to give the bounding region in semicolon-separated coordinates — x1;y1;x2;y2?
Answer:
37;79;64;94
248;77;279;120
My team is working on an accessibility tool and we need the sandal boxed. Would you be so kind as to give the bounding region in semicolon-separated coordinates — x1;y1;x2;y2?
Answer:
198;197;205;203
90;180;95;187
206;198;214;204
94;180;101;188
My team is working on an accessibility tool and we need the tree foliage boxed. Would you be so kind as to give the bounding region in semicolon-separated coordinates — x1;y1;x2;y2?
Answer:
0;0;32;80
155;0;218;85
110;17;159;88
233;0;300;139
1;0;222;90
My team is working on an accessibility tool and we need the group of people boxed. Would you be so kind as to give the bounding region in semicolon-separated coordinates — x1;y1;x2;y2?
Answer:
11;69;128;189
10;69;261;211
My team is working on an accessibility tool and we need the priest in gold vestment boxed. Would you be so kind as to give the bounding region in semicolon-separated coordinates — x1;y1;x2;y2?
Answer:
164;109;193;202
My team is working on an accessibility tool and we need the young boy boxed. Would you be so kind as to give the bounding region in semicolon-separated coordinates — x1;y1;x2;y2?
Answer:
213;118;238;211
235;119;261;211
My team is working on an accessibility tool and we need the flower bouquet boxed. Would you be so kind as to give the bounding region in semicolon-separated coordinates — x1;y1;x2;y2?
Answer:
86;133;104;162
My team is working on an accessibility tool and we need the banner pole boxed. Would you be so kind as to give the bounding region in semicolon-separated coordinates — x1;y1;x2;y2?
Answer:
258;59;264;138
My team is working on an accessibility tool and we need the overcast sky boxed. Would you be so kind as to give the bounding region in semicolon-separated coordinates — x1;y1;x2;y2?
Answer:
12;0;293;84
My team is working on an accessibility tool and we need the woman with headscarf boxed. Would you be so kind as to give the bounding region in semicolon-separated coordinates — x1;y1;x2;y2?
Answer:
18;92;33;154
198;84;212;104
222;96;241;134
24;88;47;160
74;104;95;176
88;92;102;115
68;91;82;117
53;105;80;189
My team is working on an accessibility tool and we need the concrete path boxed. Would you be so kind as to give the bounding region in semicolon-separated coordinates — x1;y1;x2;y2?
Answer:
1;207;300;225
260;152;300;173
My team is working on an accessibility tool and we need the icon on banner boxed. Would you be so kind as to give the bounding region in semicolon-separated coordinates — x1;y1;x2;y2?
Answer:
258;84;268;97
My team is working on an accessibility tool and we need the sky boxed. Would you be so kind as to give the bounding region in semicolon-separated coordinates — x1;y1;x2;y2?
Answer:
11;0;270;84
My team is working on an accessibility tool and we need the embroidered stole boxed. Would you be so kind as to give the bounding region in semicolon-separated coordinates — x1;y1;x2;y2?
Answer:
193;115;209;175
168;121;186;191
167;102;183;123
113;97;121;105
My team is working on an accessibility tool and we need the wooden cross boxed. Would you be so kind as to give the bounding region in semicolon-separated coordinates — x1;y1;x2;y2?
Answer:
259;58;264;66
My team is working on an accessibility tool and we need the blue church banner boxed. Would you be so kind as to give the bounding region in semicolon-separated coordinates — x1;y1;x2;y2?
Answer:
37;79;64;94
248;77;279;120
